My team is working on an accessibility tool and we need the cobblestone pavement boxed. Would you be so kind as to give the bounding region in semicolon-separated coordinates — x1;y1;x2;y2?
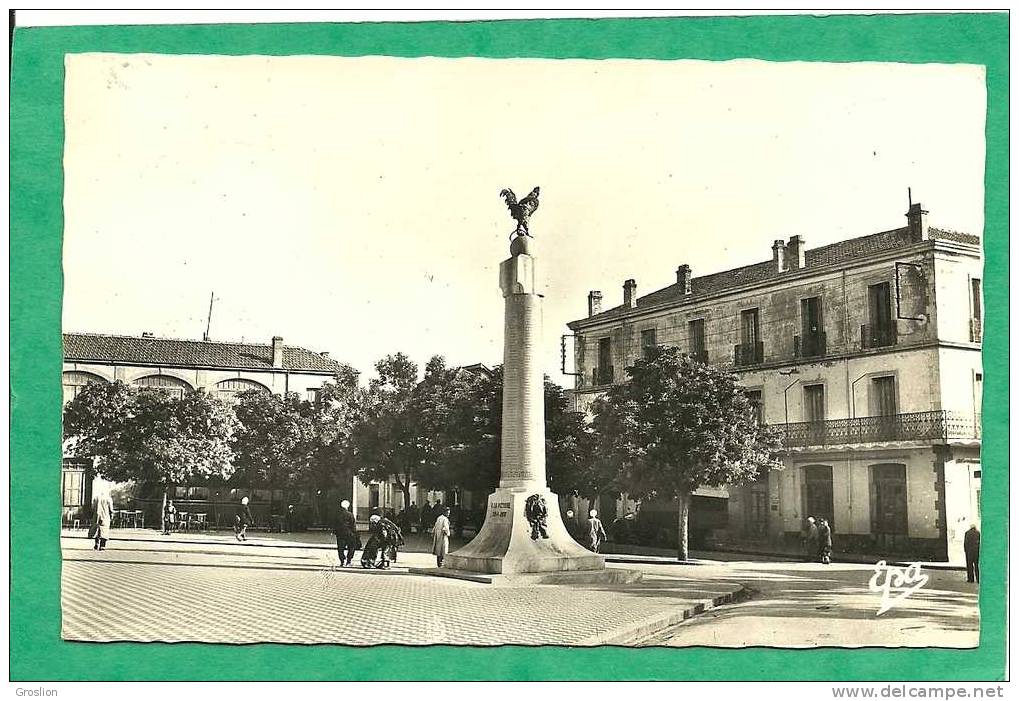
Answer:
634;561;979;648
61;537;740;646
61;537;978;647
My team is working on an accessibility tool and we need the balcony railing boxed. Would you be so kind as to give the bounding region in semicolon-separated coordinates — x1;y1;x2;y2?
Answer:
734;341;764;367
592;365;614;386
794;331;827;359
861;322;897;350
970;318;983;343
775;410;981;448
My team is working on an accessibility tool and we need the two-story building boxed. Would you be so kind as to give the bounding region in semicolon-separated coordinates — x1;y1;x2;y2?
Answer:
567;203;982;563
62;331;352;527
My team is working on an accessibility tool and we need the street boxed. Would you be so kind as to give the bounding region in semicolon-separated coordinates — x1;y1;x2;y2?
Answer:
60;530;979;648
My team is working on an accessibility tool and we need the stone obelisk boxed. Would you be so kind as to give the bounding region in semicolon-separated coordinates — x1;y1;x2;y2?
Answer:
440;187;610;578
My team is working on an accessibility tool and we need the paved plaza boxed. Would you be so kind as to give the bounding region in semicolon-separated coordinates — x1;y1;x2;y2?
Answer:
60;530;979;647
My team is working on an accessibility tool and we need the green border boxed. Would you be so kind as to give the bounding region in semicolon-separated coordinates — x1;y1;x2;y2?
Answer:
10;14;1008;681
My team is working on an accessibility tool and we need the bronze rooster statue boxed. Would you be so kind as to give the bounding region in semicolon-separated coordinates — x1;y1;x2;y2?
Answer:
499;186;540;238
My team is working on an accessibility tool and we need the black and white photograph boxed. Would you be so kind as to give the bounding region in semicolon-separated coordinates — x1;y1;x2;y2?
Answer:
57;50;985;648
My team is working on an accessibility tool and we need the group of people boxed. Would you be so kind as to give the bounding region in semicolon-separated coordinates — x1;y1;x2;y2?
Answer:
802;516;834;564
332;499;452;569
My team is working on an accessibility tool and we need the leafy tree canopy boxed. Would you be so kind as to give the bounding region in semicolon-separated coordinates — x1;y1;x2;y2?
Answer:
63;381;238;488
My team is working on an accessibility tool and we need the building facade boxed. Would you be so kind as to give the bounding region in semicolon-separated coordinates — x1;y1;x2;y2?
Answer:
567;204;982;563
62;332;351;527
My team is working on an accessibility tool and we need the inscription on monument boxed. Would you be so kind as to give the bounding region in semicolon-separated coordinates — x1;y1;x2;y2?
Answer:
489;501;511;518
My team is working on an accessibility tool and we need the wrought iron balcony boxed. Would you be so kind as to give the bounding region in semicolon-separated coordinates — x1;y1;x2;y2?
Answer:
861;322;897;350
734;341;764;367
592;365;615;386
794;331;827;359
775;410;981;448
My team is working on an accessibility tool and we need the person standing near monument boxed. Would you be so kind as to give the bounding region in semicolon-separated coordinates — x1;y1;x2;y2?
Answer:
432;506;451;568
587;509;608;553
964;523;980;583
563;508;581;542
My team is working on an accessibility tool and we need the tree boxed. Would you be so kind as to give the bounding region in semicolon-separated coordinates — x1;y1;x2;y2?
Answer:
347;353;423;510
591;345;782;560
63;381;239;503
230;390;317;494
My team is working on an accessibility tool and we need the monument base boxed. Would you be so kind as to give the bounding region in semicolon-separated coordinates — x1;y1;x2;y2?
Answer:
408;566;642;586
441;485;605;574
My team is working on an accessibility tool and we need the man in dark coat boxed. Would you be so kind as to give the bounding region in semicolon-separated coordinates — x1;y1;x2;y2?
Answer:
334;499;360;567
964;523;980;583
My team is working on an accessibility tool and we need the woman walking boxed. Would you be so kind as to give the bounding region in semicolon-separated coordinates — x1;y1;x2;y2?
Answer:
432;506;451;568
92;489;114;551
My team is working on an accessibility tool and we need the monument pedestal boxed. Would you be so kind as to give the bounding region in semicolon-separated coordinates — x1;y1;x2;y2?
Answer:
445;485;603;574
411;485;641;586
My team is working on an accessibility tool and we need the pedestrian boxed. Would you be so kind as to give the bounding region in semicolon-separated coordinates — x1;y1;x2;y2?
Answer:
817;517;833;564
964;523;980;583
563;508;581;541
235;496;253;542
92;489;114;551
803;516;819;562
407;502;419;534
162;499;177;535
432;506;451;568
420;500;432;534
587;509;607;553
333;499;360;567
285;504;296;533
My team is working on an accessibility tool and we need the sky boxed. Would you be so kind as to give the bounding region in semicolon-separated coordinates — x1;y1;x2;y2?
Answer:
63;55;986;386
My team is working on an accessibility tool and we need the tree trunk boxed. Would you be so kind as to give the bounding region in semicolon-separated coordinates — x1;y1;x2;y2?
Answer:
677;490;691;561
400;476;411;516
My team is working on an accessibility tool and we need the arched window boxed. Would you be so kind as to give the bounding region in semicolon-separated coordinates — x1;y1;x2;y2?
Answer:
215;378;271;402
62;370;108;404
132;375;192;399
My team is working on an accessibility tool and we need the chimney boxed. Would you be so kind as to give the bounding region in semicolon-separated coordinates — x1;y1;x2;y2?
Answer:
787;235;806;270
587;290;603;317
676;264;692;295
141;331;154;338
271;336;284;368
320;351;330;358
623;279;637;308
772;240;787;273
906;202;930;241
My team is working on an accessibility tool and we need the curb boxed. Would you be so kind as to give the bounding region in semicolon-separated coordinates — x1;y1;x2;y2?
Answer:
579;584;749;646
